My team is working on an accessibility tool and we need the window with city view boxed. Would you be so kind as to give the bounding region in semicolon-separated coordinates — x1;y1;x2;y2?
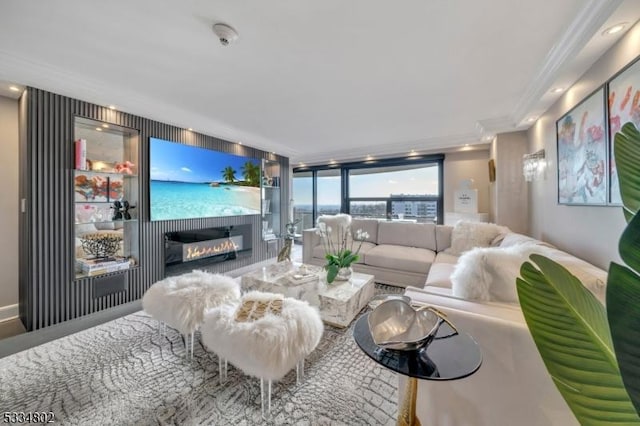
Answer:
348;163;440;223
292;171;313;232
293;156;443;230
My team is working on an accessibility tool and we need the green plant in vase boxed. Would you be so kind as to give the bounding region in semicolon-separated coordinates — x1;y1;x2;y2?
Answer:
516;122;640;423
316;217;369;283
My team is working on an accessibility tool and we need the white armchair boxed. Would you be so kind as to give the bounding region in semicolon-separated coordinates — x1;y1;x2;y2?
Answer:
402;286;578;426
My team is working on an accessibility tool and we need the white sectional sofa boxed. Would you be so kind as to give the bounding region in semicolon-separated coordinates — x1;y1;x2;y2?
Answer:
303;216;608;425
303;218;453;287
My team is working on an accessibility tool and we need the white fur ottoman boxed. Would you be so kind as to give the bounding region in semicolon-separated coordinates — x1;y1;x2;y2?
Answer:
201;291;324;419
142;270;241;358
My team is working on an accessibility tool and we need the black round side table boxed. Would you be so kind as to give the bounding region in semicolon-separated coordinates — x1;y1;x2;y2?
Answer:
353;312;482;425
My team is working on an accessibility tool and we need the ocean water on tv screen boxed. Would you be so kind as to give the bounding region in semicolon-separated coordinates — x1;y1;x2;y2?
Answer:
151;181;261;220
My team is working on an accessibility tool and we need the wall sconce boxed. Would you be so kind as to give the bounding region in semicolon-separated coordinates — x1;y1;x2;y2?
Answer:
523;149;546;182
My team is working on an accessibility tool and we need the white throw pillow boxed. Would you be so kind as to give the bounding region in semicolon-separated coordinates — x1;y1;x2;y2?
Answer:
451;243;546;303
445;221;510;256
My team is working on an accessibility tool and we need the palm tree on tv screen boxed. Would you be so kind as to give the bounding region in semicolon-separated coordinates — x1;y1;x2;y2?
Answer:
222;166;237;183
241;161;260;187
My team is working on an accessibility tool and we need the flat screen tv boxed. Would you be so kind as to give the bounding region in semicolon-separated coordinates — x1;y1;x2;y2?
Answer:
149;137;262;221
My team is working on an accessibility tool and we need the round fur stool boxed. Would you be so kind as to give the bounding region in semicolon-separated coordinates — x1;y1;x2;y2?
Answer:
201;291;324;420
142;270;241;358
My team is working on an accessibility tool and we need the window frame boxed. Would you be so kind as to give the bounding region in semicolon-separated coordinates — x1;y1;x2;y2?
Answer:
293;154;444;224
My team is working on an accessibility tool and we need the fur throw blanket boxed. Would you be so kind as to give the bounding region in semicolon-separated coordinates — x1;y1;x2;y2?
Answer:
451;241;608;304
142;270;240;334
202;291;324;381
451;243;548;303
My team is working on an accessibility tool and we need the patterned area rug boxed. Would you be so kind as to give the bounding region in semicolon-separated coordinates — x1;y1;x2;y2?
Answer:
0;285;403;425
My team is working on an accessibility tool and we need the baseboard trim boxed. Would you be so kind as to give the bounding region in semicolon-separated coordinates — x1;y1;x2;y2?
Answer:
0;304;18;323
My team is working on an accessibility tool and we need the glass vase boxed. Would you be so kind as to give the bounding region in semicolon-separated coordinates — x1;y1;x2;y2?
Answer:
334;266;353;282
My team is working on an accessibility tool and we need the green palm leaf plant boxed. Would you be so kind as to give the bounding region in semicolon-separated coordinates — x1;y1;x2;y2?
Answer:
516;122;640;423
221;166;236;183
241;161;260;187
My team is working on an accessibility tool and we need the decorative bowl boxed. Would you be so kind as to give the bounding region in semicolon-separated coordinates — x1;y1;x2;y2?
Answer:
367;299;450;351
367;294;411;310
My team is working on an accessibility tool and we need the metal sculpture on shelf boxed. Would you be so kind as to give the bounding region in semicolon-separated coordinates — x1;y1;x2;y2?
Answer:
79;232;123;258
112;200;135;220
277;219;301;262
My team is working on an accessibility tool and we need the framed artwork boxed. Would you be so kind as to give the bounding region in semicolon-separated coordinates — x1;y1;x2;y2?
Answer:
556;88;607;205
607;57;640;204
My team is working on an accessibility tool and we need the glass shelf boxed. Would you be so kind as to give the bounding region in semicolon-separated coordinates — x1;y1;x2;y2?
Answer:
75;219;138;226
74;116;140;280
261;159;281;241
74;169;137;177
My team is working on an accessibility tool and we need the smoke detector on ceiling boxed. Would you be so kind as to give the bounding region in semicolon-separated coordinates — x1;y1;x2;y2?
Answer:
212;23;238;46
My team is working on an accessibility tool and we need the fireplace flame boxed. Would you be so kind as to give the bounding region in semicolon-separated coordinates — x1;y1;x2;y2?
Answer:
185;239;239;260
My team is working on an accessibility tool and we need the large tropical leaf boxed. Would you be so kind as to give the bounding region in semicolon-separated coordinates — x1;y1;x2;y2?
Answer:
607;262;640;414
614;123;640;223
609;120;640;414
517;254;639;423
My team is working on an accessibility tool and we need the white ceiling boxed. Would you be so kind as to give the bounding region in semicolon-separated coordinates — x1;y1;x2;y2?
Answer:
0;0;639;164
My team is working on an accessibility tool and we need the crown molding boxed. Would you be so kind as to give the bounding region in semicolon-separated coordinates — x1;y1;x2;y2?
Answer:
511;0;622;125
0;49;296;157
291;132;484;165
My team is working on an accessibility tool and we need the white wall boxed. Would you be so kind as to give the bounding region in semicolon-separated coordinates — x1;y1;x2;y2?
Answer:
527;22;640;270
444;150;490;215
0;95;19;317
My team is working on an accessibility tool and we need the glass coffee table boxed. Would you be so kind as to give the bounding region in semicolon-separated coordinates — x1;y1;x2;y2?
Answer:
241;262;375;328
353;313;482;425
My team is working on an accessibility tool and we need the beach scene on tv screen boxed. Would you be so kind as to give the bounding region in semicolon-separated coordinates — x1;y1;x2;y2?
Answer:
150;138;261;221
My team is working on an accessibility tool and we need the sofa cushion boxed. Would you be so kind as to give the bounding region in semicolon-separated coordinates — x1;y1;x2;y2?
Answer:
351;219;379;243
434;251;459;265
540;247;607;304
445;221;510;256
425;263;455;288
435;225;453;252
312;241;377;264
377;222;437;251
364;244;434;274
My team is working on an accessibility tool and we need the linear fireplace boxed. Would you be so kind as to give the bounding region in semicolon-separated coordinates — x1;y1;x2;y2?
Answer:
164;225;252;276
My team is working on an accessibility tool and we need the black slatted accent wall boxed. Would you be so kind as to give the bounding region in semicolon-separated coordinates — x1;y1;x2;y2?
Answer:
19;88;289;331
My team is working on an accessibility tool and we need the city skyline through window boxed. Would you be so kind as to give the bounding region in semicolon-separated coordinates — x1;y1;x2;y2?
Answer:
293;157;443;226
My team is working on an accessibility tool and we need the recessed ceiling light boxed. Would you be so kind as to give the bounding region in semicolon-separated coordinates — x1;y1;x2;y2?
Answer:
95;127;102;131
102;124;109;128
271;152;276;154
188;128;193;131
9;85;20;92
464;144;469;147
238;142;242;145
550;87;564;94
108;105;116;110
527;117;537;122
602;22;627;36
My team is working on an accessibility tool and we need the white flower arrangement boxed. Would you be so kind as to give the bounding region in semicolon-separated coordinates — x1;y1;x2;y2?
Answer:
316;217;370;283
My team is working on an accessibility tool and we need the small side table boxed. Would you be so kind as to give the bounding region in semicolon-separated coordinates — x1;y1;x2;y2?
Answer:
353;313;482;426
